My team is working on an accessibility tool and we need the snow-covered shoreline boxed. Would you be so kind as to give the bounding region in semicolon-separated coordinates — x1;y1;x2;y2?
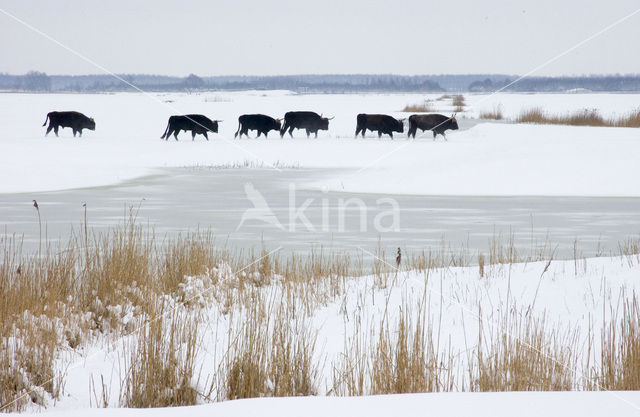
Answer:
12;253;638;414
31;391;640;417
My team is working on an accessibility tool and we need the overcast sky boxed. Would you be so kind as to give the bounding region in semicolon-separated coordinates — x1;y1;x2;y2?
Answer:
0;0;638;76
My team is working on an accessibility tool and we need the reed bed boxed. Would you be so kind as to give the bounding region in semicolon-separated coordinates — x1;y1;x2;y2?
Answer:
516;107;640;127
2;217;640;412
402;101;434;113
479;104;504;120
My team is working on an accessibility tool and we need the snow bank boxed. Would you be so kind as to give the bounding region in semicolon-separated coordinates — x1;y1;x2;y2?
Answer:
35;391;640;417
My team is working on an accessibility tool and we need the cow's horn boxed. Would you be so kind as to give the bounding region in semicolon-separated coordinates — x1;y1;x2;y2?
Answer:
327;116;335;120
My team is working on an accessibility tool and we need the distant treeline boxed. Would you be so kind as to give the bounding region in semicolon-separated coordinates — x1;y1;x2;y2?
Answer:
468;75;640;93
2;71;640;93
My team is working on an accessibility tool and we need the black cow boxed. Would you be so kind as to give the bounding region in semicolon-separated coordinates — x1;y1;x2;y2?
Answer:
42;111;95;137
234;114;282;138
280;111;331;138
355;114;404;139
407;114;458;140
160;114;219;141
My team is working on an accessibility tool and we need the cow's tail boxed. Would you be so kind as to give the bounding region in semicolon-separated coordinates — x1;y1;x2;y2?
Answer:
42;113;50;127
234;120;242;138
160;119;170;139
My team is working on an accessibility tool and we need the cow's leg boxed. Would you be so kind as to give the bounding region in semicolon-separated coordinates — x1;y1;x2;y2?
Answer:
54;126;59;137
264;130;268;138
389;132;393;139
45;125;53;136
173;129;179;140
256;131;261;138
305;129;310;138
288;126;294;138
314;131;318;138
378;131;382;139
442;132;447;141
79;129;83;137
72;129;77;137
355;127;361;138
432;131;437;141
203;132;209;141
192;131;196;141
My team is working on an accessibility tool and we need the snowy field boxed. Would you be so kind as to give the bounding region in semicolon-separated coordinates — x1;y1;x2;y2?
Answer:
3;90;640;416
17;254;640;415
0;91;639;196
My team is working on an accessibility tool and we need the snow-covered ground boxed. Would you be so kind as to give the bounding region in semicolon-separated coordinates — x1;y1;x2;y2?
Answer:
22;254;640;415
0;91;638;196
33;391;640;417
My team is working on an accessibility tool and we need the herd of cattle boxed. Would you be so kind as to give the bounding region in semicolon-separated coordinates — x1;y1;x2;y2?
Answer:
42;110;459;140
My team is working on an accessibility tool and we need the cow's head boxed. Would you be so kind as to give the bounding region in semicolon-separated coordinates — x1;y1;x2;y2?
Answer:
86;118;96;131
449;114;459;130
274;118;282;131
396;118;406;133
319;115;333;131
212;120;222;133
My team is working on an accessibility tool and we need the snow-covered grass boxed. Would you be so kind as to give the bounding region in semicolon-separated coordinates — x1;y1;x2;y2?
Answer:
0;91;639;196
3;219;640;414
464;92;640;120
515;107;640;127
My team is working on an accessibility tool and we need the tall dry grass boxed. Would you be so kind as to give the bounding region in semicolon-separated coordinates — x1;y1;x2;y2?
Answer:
473;311;578;391
402;101;434;113
479;104;504;120
221;299;318;400
516;107;640;127
332;294;457;396
122;309;200;407
370;308;456;394
0;216;225;411
452;95;465;107
591;297;640;390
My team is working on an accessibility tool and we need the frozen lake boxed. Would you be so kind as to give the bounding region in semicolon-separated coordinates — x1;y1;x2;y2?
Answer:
2;168;639;260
